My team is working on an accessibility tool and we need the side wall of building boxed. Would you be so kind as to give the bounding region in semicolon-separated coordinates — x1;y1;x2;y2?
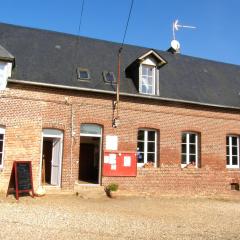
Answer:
0;83;240;194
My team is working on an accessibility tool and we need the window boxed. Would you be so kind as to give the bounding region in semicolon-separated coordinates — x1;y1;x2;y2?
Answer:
0;127;5;167
80;124;102;137
137;129;157;167
77;68;90;80
181;132;199;167
103;71;116;84
139;65;155;95
226;135;239;168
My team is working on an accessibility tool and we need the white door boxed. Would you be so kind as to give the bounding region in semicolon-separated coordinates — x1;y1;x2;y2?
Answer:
51;138;62;186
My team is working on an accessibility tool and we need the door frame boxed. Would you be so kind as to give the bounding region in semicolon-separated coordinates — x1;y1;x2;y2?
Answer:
80;131;102;185
40;130;63;187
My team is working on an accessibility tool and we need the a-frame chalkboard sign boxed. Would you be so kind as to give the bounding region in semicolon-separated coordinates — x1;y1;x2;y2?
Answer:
7;161;35;200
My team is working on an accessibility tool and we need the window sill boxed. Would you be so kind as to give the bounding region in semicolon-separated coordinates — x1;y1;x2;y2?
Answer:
181;164;198;169
139;92;157;96
138;163;156;168
226;165;239;169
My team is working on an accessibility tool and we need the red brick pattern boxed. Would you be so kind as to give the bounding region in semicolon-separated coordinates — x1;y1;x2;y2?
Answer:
0;83;240;194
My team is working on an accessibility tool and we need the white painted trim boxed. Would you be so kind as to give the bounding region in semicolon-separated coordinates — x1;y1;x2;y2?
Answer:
181;132;199;168
138;50;167;64
80;133;102;137
41;129;64;187
79;126;103;184
137;129;157;168
226;135;240;169
139;64;156;95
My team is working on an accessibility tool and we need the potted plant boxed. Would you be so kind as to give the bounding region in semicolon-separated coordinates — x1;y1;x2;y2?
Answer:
105;183;119;198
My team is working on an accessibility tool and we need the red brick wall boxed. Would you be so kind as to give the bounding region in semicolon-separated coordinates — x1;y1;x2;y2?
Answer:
0;83;240;194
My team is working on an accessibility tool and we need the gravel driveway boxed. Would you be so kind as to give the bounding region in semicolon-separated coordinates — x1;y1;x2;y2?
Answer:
0;193;240;240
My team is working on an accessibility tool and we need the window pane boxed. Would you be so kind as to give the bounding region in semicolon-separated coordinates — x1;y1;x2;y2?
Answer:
137;141;144;152
232;156;238;165
226;146;229;156
181;144;186;154
232;137;237;146
226;136;229;145
138;130;144;141
137;152;144;163
147;153;155;163
148;131;155;141
181;154;187;164
105;72;115;82
141;76;148;85
148;142;155;152
0;134;3;140
142;85;148;94
190;144;196;154
190;155;196;164
226;156;230;165
232;146;238;156
146;86;153;94
79;71;89;79
0;142;3;152
189;134;196;143
182;134;187;143
142;66;147;75
148;67;153;74
80;124;101;135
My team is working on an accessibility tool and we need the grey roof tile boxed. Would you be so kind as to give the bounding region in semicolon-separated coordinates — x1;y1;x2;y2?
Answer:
0;22;240;109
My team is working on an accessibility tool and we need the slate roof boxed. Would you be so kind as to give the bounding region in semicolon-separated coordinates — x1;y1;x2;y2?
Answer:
0;22;240;109
0;44;14;62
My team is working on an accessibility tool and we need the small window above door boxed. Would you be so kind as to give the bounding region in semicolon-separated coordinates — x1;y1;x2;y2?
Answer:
80;124;102;136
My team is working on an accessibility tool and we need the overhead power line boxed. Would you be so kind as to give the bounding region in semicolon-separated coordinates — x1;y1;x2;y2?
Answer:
70;0;85;82
120;0;135;52
114;0;135;128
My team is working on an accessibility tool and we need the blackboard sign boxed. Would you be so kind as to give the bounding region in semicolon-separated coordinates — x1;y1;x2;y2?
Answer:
12;161;34;200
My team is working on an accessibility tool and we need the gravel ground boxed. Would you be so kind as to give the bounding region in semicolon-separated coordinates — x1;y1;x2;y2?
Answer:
0;193;240;240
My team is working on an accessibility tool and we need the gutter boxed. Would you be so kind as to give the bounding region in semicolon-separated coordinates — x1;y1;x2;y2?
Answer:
8;78;240;111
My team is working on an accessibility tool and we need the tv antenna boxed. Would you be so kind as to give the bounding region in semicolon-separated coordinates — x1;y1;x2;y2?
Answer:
171;19;196;52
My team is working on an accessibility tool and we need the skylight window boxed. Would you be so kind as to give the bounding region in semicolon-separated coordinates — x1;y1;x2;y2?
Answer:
77;68;91;80
103;71;116;84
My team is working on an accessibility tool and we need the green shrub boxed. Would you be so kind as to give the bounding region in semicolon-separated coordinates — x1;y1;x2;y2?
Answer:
106;183;118;192
105;183;119;198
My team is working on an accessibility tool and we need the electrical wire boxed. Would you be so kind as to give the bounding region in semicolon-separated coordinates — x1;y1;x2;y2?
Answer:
120;0;135;52
114;0;135;126
70;0;85;83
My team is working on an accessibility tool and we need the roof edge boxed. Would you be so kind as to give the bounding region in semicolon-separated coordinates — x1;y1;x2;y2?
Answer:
7;79;240;111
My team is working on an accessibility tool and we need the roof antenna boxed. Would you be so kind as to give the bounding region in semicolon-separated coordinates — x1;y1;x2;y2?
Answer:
170;19;196;53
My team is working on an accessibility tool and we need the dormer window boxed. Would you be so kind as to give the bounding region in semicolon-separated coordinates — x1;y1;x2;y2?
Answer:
138;50;166;96
140;64;155;95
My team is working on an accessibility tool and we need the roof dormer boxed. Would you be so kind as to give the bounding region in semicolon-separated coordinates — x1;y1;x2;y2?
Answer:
0;44;14;91
126;50;166;96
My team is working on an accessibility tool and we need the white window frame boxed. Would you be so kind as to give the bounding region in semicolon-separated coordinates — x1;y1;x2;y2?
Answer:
137;129;157;167
0;127;5;168
181;132;199;168
226;135;239;169
139;64;156;95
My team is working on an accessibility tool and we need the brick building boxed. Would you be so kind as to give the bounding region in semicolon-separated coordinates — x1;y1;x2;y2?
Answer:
0;22;240;194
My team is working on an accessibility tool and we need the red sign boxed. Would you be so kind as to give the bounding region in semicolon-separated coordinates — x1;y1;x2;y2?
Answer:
103;151;137;177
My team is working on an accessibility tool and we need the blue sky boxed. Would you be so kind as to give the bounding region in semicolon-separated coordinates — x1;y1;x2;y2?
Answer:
1;0;239;65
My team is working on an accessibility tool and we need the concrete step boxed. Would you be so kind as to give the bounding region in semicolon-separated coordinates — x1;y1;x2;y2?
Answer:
74;183;106;199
